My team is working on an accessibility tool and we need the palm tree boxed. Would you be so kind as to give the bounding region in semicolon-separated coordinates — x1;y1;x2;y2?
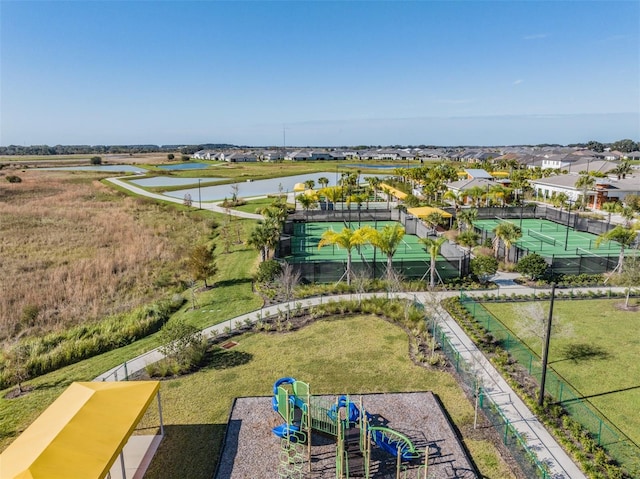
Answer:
575;172;596;211
318;227;368;285
263;203;288;227
612;160;633;180
366;176;382;202
492;222;522;264
488;184;511;206
248;220;280;262
424;212;444;234
443;190;463;210
304;179;315;190
318;176;329;190
595;225;638;273
456;208;477;232
601;201;622;224
457;230;479;249
322;186;343;215
297;193;317;221
419;236;447;289
551;192;568;209
464;186;486;207
363;224;405;281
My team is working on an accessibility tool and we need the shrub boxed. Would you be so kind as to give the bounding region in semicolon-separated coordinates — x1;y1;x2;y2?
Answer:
515;253;549;280
5;175;22;183
90;156;102;165
470;255;498;283
255;260;282;283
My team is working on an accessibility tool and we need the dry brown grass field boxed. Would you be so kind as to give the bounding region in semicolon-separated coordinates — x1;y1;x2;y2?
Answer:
0;170;215;345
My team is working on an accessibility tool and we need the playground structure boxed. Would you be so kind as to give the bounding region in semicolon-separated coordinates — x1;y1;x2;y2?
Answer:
272;377;428;479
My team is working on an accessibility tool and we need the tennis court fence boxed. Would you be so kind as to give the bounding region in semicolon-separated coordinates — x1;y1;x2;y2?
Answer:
286;258;462;283
472;205;623;237
458;293;640;475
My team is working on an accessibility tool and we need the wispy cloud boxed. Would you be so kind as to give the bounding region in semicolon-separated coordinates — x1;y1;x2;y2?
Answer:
513;79;524;86
523;33;549;40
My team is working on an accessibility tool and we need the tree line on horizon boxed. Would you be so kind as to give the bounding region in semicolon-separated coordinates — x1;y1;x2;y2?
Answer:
1;139;638;156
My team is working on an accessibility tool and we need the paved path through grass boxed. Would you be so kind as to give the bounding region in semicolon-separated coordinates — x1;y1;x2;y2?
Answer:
96;285;631;478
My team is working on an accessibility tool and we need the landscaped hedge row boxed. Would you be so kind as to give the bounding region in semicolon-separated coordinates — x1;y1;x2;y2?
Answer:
442;297;630;479
0;296;184;389
474;288;637;303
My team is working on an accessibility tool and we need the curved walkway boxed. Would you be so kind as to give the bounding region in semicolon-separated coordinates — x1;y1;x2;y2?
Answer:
106;176;264;219
95;285;631;479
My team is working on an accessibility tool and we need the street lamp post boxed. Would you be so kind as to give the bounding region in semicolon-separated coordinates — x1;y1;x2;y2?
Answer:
539;283;556;407
564;200;573;250
198;179;202;210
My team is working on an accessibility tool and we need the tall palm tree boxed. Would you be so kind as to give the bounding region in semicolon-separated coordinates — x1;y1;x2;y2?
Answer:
304;179;315;190
464;186;486;207
362;224;405;281
419;236;447;289
595;225;638;273
443;190;463;210
612;160;633;180
317;176;330;190
248;220;280;262
456;208;478;232
297;193;317;221
318;227;368;285
366;176;382;202
575;172;596;211
488;184;511;206
322;186;343;216
492;222;522;264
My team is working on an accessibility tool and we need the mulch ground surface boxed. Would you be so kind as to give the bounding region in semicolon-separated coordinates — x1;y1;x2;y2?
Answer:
215;391;477;478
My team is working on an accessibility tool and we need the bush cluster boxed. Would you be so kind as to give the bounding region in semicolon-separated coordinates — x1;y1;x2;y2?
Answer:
0;297;184;389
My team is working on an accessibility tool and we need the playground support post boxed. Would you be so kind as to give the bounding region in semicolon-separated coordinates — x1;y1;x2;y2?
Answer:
538;284;556;407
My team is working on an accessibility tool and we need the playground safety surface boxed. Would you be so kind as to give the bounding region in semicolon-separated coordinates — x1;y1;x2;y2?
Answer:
215;391;477;478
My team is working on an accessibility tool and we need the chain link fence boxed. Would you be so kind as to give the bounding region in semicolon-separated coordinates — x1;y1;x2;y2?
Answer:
459;293;640;476
424;306;550;478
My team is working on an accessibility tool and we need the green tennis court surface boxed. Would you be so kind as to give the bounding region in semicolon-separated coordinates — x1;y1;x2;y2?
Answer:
289;221;434;263
474;218;624;258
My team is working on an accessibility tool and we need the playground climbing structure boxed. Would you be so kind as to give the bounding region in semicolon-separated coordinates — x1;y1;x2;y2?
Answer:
272;377;430;479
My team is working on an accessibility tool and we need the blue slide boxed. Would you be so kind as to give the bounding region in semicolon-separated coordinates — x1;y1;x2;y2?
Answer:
328;395;418;461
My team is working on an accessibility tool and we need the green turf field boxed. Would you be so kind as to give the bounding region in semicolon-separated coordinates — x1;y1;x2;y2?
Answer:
483;300;640;462
474;218;623;258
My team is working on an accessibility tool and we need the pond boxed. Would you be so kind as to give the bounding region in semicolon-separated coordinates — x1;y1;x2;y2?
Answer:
164;172;390;202
129;177;224;187
39;165;149;173
157;163;214;170
345;163;422;169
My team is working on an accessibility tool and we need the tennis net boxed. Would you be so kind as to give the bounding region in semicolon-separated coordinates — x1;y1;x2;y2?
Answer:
528;229;556;246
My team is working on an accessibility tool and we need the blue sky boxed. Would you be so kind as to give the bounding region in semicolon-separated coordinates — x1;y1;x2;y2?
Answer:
1;1;638;146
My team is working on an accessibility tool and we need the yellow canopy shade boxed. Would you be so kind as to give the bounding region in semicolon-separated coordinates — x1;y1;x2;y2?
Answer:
380;183;407;200
0;381;160;479
407;206;453;218
491;171;510;178
293;183;306;192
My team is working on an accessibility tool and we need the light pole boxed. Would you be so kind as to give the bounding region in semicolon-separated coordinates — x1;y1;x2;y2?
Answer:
539;283;556;407
198;179;202;210
564;200;573;250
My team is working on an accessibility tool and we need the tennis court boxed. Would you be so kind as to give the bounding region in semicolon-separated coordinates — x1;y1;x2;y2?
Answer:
474;218;624;257
283;221;461;282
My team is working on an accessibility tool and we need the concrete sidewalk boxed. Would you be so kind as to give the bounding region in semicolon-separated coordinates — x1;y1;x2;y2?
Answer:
106;177;264;219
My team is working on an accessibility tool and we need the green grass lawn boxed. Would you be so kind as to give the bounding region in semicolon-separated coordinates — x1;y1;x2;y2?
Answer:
139;315;515;479
483;299;640;445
